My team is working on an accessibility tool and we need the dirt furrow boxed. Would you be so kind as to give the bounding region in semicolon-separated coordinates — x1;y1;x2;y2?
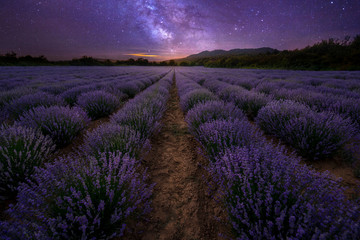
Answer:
132;76;226;240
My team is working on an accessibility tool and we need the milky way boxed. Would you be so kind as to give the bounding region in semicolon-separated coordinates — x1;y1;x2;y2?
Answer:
0;0;359;60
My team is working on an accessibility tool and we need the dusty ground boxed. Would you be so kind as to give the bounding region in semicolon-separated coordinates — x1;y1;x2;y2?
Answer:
125;78;228;240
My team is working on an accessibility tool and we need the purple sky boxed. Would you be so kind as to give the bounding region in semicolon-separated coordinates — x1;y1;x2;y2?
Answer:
1;0;359;60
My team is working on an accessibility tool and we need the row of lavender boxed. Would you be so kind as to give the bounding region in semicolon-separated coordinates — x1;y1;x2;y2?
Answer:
180;68;360;130
0;68;171;203
176;71;359;239
179;68;359;161
0;70;173;239
1;67;170;124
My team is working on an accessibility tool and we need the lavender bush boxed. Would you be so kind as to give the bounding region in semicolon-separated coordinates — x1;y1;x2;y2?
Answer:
185;100;244;135
60;85;96;106
0;124;55;197
18;106;89;147
1;153;153;239
256;100;312;136
5;92;65;120
282;112;357;159
82;123;149;159
102;85;128;101
329;98;360;130
111;103;163;139
77;90;120;120
180;89;218;111
0;87;35;110
195;119;259;161
111;84;169;139
219;87;271;119
213;144;360;239
257;100;356;159
118;82;141;98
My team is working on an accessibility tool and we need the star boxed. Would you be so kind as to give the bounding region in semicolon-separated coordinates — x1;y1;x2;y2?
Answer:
0;0;358;60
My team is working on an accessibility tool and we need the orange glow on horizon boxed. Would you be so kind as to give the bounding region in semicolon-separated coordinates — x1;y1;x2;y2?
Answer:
126;53;159;57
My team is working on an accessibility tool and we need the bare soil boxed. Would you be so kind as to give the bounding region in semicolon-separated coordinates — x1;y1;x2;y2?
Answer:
125;78;228;239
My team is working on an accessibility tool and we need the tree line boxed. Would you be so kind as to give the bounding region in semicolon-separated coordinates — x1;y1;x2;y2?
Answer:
181;35;360;70
1;35;359;70
0;54;177;67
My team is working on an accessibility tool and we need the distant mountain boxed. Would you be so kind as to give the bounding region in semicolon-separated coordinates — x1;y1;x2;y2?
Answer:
181;47;277;61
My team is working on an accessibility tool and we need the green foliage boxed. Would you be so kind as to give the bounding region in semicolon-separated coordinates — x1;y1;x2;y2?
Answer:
186;35;360;70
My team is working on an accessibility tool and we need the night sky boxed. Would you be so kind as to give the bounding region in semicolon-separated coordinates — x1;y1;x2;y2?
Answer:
1;0;359;60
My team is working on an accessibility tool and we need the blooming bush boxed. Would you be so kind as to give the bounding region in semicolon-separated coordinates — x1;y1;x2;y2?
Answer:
111;83;169;139
220;88;271;119
257;100;356;159
111;102;164;139
77;90;120;120
1;153;153;239
5;92;65;120
256;100;312;136
180;89;218;112
282;111;356;159
118;82;141;98
0;124;55;197
102;85;128;101
185;101;244;135
18;106;89;147
60;85;96;106
212;144;360;239
0;87;35;110
195;119;259;160
82;123;149;159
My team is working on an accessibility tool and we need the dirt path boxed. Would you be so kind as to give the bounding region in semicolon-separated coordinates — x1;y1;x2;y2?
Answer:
131;76;226;240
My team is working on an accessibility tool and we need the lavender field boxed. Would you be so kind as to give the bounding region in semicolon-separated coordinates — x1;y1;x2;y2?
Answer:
1;66;360;239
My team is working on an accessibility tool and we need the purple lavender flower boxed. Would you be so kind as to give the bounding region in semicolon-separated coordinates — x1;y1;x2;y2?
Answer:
211;144;359;239
76;90;120;120
102;85;128;101
195;118;260;160
111;103;164;139
17;106;90;147
0;124;55;197
110;82;169;139
185;100;245;135
256;100;312;136
219;87;271;119
1;153;153;239
82;123;149;159
60;85;97;106
117;82;141;98
180;89;218;111
282;111;357;159
5;92;65;120
0;87;35;110
257;100;357;159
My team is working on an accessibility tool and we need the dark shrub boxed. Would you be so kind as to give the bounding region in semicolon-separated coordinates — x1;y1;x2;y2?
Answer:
185;100;244;135
282;111;357;159
180;89;218;112
82;123;149;159
0;124;55;197
60;85;96;106
77;90;120;120
220;87;271;119
5;92;65;120
256;100;312;136
1;153;153;239
18;106;89;147
212;144;359;239
195;119;259;160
